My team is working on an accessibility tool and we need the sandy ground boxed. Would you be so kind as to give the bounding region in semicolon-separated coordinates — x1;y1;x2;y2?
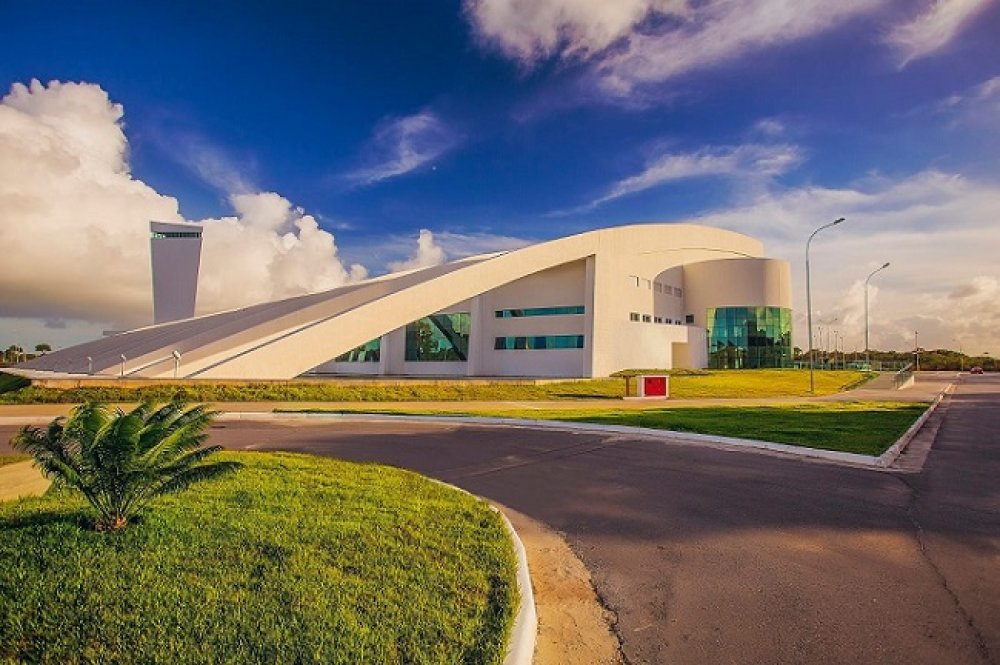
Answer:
499;505;623;665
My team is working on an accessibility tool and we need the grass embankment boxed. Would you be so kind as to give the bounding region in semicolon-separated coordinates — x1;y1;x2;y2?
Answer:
304;402;926;456
0;452;517;665
0;454;30;467
0;369;871;404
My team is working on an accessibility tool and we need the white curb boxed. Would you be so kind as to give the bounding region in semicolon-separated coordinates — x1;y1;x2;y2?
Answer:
497;508;537;665
874;382;953;468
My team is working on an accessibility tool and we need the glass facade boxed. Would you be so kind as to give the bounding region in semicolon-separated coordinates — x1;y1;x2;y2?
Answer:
494;335;585;350
405;313;470;361
495;305;584;318
334;337;380;363
706;306;792;369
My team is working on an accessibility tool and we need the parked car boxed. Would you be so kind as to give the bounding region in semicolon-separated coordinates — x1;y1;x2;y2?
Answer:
970;366;984;374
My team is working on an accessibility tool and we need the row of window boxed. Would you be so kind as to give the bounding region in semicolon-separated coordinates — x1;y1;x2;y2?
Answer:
494;335;585;350
334;313;585;362
150;231;202;239
627;275;683;297
629;312;686;325
495;305;584;318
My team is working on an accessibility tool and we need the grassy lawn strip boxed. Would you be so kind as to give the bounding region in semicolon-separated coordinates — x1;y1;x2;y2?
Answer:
0;369;871;403
0;454;30;467
300;402;927;456
0;452;517;665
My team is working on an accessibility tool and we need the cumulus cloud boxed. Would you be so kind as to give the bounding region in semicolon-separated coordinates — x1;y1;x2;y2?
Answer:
0;79;366;333
565;142;803;213
693;170;1000;354
387;229;448;272
466;0;887;98
886;0;994;66
346;110;462;186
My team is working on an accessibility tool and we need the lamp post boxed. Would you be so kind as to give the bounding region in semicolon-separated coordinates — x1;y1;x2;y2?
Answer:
865;262;890;370
914;331;920;372
833;330;839;370
807;218;845;392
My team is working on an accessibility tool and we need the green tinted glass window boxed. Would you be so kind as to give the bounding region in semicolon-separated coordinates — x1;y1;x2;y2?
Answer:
494;335;585;350
405;313;471;361
704;306;792;369
334;338;380;363
495;306;585;318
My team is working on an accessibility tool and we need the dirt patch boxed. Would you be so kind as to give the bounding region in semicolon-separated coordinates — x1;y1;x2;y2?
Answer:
498;505;624;665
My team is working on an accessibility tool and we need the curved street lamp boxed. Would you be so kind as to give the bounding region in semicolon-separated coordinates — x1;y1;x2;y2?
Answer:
806;217;845;392
864;262;890;369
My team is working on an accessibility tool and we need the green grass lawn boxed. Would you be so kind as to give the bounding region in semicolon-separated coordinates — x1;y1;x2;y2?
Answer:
0;369;870;404
307;402;926;456
0;452;517;665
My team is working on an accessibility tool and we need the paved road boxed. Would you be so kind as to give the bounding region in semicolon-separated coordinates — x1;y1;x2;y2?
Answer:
182;375;995;665
1;374;995;664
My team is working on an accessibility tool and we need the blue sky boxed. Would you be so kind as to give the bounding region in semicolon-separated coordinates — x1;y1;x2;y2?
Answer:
1;0;998;354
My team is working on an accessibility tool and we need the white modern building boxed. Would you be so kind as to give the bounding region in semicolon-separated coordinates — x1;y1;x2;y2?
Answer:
23;223;792;379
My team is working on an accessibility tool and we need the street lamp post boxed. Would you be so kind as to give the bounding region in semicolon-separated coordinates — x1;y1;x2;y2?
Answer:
806;218;845;392
865;262;890;370
914;331;920;372
833;330;839;370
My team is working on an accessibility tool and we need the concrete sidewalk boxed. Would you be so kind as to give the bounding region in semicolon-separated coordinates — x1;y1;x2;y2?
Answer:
0;461;51;501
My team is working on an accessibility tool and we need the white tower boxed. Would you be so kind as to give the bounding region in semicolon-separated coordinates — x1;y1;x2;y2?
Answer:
150;221;203;324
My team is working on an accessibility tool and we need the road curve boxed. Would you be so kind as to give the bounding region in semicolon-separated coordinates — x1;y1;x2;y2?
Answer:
197;375;999;665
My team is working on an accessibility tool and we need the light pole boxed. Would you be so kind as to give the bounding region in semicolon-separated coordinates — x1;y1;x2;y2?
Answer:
807;218;845;391
865;262;890;370
914;331;919;372
833;330;839;370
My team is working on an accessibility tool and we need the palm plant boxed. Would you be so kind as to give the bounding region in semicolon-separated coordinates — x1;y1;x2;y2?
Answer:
13;401;241;531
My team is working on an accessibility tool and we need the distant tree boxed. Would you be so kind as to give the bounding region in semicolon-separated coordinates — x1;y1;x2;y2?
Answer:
34;343;51;354
13;401;241;531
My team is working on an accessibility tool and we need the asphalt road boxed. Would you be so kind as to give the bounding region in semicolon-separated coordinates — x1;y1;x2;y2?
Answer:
2;375;996;664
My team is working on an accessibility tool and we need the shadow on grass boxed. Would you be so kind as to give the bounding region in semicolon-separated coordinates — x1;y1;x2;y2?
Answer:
0;507;92;532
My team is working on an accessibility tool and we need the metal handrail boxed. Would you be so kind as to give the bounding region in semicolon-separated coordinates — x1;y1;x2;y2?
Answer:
892;362;914;389
122;353;177;378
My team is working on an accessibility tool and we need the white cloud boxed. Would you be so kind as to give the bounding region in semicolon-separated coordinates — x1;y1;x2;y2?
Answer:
464;0;690;64
466;0;887;98
346;110;462;186
753;118;786;137
0;79;366;333
196;193;367;313
886;0;994;67
572;142;803;212
693;170;1000;355
387;229;447;272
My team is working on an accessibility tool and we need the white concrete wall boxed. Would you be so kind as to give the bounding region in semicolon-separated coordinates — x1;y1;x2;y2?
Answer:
476;261;589;377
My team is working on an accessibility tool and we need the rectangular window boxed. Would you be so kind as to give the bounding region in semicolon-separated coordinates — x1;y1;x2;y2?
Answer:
405;313;470;361
685;314;695;324
654;282;663;293
151;231;202;239
654;316;663;323
675;288;683;297
642;314;652;323
494;335;585;350
642;278;652;290
630;312;640;322
495;305;584;318
334;337;381;363
628;275;640;287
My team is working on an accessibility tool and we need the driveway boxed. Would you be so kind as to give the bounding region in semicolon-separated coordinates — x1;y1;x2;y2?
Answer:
197;375;998;664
